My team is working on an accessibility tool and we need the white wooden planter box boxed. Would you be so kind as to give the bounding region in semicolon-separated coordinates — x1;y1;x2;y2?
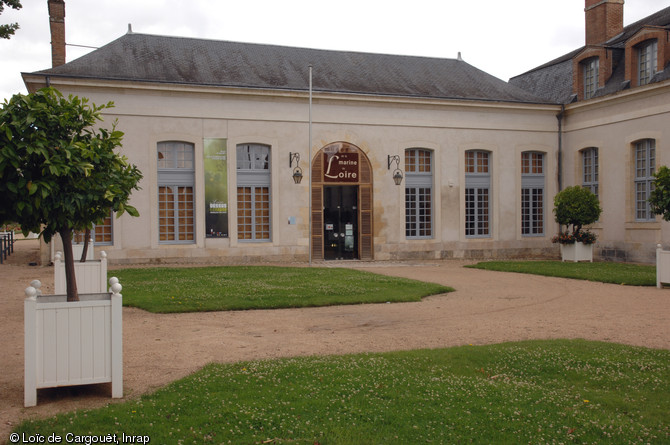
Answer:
54;251;107;294
24;278;123;407
71;243;95;261
50;237;94;262
560;242;593;262
656;244;670;288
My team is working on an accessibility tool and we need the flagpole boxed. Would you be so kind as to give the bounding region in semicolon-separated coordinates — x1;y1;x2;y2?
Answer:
308;64;313;266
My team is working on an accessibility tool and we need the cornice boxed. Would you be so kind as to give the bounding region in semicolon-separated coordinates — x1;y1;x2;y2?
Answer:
565;77;670;113
21;73;561;114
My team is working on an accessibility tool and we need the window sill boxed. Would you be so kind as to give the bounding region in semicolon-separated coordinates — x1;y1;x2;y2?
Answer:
158;241;196;246
625;221;661;230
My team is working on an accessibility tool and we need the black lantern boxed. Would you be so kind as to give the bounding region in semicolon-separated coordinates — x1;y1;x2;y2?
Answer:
289;152;303;184
387;155;403;185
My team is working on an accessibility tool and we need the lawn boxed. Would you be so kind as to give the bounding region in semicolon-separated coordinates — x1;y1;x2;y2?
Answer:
111;266;453;313
466;260;656;286
14;340;669;444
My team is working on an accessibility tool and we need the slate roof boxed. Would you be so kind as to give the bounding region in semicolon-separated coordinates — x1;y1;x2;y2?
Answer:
29;32;546;104
510;5;670;104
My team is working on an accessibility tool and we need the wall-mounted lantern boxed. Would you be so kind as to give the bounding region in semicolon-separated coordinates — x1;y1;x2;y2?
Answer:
289;152;303;184
387;154;403;185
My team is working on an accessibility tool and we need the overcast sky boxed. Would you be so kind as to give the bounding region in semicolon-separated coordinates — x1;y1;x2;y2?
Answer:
1;0;668;102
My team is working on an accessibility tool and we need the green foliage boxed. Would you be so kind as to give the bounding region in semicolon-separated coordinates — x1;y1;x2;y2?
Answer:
14;340;670;443
1;87;142;300
467;261;656;286
553;186;601;236
649;165;670;221
551;229;598;245
0;87;143;243
0;0;22;39
112;266;453;313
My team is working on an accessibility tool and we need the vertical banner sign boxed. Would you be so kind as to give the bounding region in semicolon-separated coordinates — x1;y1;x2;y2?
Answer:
204;138;229;238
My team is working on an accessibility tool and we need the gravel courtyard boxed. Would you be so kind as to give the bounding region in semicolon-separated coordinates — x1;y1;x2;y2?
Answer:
1;240;668;441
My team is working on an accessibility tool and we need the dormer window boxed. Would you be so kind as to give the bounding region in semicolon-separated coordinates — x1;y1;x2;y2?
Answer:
638;39;658;86
583;57;599;99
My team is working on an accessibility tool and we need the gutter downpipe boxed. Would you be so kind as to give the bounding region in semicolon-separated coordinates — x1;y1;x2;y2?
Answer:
556;104;565;192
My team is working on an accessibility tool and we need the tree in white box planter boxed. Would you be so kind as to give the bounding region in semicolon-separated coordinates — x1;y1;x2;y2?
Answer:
0;87;142;301
649;166;670;287
552;186;602;261
649;166;670;221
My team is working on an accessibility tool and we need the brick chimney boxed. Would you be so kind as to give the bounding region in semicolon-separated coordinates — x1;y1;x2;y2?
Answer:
585;0;624;45
48;0;65;67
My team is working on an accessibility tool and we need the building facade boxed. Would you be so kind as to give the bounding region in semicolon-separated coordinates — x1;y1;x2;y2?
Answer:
510;1;670;262
23;1;670;264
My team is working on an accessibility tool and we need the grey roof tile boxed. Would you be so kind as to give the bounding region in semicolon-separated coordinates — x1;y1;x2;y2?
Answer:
508;56;577;104
31;33;547;104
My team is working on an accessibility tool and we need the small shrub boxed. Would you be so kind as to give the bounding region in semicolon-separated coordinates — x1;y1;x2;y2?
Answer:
552;186;601;244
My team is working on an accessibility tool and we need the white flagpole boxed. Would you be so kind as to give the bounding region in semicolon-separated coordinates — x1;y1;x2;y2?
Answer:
308;65;313;266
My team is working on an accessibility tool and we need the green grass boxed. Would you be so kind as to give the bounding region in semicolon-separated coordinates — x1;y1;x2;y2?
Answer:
111;266;453;313
15;340;669;444
467;260;656;286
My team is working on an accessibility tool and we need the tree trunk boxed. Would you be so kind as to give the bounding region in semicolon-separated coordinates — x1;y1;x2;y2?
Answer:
59;229;79;302
80;228;90;263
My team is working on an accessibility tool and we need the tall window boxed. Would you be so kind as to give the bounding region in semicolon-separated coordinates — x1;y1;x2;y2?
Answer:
92;215;113;244
638;40;658;86
634;139;656;221
583;57;599;99
465;150;491;237
73;212;113;245
521;152;545;236
405;148;433;239
582;147;599;199
237;144;271;241
158;141;195;243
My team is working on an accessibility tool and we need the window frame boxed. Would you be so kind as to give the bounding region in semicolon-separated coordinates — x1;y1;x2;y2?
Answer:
73;213;113;246
465;150;491;238
581;147;599;200
236;143;272;242
405;148;433;239
521;151;545;237
583;57;599;99
638;39;658;86
634;139;656;221
157;141;196;245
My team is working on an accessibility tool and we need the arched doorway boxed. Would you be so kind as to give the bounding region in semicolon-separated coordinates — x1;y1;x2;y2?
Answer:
311;142;373;260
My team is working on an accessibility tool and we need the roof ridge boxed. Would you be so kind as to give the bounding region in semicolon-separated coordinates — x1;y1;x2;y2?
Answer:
121;31;464;64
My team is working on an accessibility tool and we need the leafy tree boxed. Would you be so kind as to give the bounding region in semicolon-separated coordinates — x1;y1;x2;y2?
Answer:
649;165;670;221
553;186;602;236
0;0;22;39
0;87;142;301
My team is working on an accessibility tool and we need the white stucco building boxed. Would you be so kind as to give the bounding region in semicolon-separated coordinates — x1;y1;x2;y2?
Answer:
23;0;670;264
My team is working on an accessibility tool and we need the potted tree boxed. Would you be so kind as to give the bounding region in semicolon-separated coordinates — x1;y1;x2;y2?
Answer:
552;186;602;262
648;166;670;287
649;166;670;220
0;88;143;406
